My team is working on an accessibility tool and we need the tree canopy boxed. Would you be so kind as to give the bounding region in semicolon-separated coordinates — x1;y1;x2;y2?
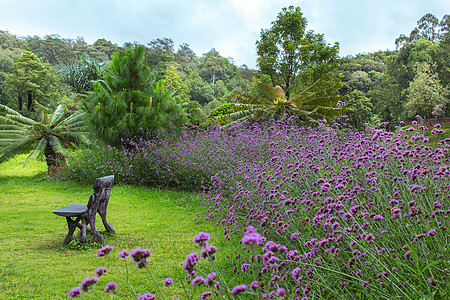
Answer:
256;6;340;98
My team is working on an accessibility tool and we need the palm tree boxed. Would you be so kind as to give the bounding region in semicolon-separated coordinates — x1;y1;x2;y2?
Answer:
0;103;90;174
54;53;106;94
217;75;346;127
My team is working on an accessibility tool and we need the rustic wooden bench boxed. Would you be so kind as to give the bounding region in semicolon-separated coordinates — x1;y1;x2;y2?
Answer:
53;175;116;247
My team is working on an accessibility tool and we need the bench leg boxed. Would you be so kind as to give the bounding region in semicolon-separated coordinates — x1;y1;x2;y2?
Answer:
76;219;87;243
99;211;116;235
62;216;82;247
87;213;105;245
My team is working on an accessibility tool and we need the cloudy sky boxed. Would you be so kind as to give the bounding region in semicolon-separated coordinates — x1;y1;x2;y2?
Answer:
0;0;449;68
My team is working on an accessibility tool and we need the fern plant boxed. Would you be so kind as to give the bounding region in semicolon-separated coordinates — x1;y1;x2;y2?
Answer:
218;75;346;127
0;103;90;174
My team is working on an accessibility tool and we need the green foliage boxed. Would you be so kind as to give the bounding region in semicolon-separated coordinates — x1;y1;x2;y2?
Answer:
163;63;190;104
0;48;22;105
183;100;206;125
347;70;372;93
0;103;89;174
81;45;187;147
148;38;176;69
201;99;221;117
256;6;340;97
186;69;215;105
345;90;373;130
2;51;60;111
92;38;120;60
202;102;235;127
405;63;448;121
208;103;235;119
395;13;448;48
54;53;106;94
25;34;75;64
217;75;345;127
0;30;26;50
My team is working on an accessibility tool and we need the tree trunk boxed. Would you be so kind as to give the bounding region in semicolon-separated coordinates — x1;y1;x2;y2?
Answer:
27;91;34;111
18;93;23;111
45;147;66;176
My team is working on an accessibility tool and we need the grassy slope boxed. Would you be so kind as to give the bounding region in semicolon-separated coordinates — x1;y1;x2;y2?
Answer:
0;155;226;299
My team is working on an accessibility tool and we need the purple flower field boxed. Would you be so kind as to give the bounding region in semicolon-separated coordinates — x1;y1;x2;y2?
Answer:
66;118;450;298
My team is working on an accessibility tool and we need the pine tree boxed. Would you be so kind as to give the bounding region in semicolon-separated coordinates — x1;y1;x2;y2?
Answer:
81;45;187;147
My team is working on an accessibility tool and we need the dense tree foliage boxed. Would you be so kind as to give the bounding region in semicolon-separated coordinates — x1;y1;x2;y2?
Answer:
336;13;449;129
2;51;60;112
405;62;448;121
0;31;254;125
0;10;448;133
256;6;340;98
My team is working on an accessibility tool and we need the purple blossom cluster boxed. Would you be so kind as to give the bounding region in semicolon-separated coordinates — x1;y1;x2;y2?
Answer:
130;247;152;268
66;118;449;298
69;275;116;298
196;119;449;298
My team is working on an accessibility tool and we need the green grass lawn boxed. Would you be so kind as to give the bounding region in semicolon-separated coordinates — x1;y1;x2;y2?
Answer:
0;155;228;299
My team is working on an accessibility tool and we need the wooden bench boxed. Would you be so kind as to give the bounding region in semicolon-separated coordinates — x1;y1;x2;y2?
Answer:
53;175;116;246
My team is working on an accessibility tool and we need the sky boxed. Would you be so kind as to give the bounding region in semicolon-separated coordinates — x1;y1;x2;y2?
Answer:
0;0;449;68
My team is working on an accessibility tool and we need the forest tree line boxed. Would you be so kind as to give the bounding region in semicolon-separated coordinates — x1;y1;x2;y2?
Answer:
0;12;449;129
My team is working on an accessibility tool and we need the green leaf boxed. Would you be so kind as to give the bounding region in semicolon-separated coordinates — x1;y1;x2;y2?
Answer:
394;260;417;275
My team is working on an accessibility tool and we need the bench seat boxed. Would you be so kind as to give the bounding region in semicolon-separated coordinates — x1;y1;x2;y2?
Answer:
53;204;88;217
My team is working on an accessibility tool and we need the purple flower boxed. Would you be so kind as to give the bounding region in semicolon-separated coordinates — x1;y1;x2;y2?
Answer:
104;282;117;293
428;277;436;286
241;263;250;273
242;226;265;246
183;252;199;276
130;247;152;268
68;287;81;298
200;244;217;261
276;288;286;296
97;245;114;257
192;276;207;286
428;229;436;236
291;267;302;279
373;215;384;221
201;291;213;299
163;278;173;286
365;233;375;243
138;293;156;300
95;267;107;277
250;281;258;291
80;276;99;292
193;232;211;247
118;249;130;258
231;284;248;295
